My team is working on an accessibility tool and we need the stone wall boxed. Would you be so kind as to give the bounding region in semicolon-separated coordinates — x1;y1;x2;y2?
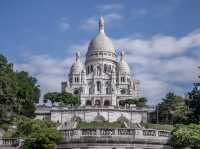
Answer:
48;107;151;126
0;139;19;149
57;128;171;149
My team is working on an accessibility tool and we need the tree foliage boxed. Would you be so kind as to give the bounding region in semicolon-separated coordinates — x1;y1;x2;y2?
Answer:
0;54;40;123
171;124;200;149
13;116;63;149
151;92;188;124
43;92;80;106
119;97;147;107
186;86;200;123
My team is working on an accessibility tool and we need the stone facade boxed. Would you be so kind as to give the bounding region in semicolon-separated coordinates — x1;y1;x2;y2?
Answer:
61;16;139;107
35;106;154;128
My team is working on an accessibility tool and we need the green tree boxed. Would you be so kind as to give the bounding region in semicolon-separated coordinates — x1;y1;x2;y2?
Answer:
13;116;63;149
43;92;80;106
136;97;147;107
186;86;200;123
171;124;200;149
0;54;40;123
153;92;188;124
43;92;60;104
120;97;147;107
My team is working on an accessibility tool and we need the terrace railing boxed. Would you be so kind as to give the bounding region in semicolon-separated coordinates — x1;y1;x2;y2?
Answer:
60;128;171;143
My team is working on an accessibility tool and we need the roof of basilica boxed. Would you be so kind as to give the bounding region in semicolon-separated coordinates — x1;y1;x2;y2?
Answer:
118;50;130;74
70;16;130;75
87;16;115;54
70;51;83;74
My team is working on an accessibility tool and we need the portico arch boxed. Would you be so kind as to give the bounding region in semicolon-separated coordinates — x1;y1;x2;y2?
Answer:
95;100;101;106
86;100;92;106
104;100;110;106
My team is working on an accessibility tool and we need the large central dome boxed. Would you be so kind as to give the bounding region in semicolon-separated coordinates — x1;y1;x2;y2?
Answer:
85;16;116;63
88;31;115;53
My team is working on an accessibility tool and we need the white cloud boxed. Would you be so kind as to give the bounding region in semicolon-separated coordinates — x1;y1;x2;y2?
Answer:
130;9;147;20
59;17;70;31
113;30;200;103
60;22;70;30
97;4;123;12
81;17;97;30
113;30;200;56
15;54;74;97
104;13;123;23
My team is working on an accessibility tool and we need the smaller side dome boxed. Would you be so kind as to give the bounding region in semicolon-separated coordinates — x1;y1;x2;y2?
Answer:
118;50;130;74
70;51;83;74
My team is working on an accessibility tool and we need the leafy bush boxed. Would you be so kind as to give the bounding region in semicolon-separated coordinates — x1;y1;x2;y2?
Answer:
171;124;200;149
142;123;174;131
13;116;63;149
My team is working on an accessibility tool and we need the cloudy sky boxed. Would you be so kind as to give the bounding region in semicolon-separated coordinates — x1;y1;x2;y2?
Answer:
0;0;200;104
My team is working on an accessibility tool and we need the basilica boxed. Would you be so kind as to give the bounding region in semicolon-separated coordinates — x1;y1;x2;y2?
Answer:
61;16;139;107
35;17;171;149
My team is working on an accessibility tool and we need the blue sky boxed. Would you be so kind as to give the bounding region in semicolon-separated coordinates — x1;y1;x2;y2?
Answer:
0;0;200;104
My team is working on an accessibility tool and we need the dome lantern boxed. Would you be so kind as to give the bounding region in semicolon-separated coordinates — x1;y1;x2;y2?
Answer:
70;50;83;74
118;49;130;75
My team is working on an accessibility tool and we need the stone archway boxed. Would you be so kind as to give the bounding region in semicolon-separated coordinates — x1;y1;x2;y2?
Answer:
86;100;92;106
74;88;79;95
95;100;101;106
119;100;125;107
104;100;110;107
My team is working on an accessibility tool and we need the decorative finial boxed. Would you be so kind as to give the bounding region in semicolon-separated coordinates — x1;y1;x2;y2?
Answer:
75;50;80;61
120;49;125;61
99;16;104;33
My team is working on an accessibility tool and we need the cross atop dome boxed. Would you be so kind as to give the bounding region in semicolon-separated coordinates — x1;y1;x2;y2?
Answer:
99;16;105;33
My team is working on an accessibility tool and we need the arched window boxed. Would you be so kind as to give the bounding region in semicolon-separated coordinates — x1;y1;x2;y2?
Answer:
127;77;130;82
90;65;93;72
95;100;101;106
97;81;101;92
87;66;90;74
74;89;79;95
89;88;92;94
104;100;110;106
104;64;107;72
86;100;92;106
106;87;109;94
120;88;126;94
121;77;125;82
119;100;125;107
97;66;101;76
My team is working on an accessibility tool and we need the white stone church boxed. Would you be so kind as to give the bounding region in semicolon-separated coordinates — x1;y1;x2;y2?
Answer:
36;16;153;126
61;16;139;107
35;17;171;149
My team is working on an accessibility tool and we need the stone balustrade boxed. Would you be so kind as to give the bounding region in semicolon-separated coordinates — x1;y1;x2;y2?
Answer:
0;138;19;146
61;128;170;141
